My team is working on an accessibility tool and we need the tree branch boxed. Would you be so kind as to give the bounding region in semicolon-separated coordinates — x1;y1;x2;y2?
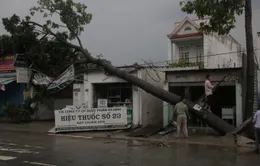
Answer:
27;21;98;77
27;21;80;50
67;25;83;48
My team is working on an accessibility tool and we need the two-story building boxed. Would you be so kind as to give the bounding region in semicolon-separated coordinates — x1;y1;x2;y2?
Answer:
167;17;242;68
163;17;243;128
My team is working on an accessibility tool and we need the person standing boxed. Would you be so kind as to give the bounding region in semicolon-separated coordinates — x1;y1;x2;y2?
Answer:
253;109;260;154
173;98;190;139
205;74;214;112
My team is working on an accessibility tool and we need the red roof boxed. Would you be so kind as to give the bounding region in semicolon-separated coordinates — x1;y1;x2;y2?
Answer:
168;32;203;39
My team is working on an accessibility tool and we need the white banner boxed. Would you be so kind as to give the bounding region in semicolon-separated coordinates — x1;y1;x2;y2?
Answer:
54;106;128;133
32;72;52;85
16;68;31;83
32;65;75;92
48;65;75;90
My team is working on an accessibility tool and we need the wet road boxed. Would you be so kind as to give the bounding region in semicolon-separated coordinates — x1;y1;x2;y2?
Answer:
0;131;259;166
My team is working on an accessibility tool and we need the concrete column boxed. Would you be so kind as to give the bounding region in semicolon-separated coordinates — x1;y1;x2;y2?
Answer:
83;74;90;108
235;81;242;127
132;86;140;126
168;40;173;62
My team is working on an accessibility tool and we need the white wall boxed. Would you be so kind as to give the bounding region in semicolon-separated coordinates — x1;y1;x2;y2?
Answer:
76;68;165;127
168;34;242;68
204;34;242;69
168;40;173;61
138;68;165;126
73;84;85;106
81;71;141;126
168;41;177;62
168;18;242;69
177;22;197;35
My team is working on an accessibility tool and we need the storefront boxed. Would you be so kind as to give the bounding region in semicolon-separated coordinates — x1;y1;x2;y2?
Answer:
73;67;165;128
0;54;25;115
163;68;242;128
93;83;133;124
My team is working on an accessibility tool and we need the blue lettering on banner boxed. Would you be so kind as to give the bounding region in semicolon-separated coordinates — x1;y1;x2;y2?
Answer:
55;107;130;133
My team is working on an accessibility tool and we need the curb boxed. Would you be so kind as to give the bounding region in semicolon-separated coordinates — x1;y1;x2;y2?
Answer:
1;128;248;148
48;133;238;148
0;128;49;134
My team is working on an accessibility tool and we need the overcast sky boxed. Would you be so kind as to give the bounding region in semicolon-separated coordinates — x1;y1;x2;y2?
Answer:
0;0;259;65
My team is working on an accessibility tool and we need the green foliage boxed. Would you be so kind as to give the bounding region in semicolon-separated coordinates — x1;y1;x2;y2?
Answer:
1;0;94;86
180;0;244;35
2;14;38;54
1;0;93;75
30;0;92;40
1;14;84;77
0;35;13;55
168;59;203;68
3;97;38;123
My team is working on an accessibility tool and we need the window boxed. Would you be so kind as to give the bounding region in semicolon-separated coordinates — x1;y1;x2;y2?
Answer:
184;26;192;31
179;45;190;63
196;45;203;63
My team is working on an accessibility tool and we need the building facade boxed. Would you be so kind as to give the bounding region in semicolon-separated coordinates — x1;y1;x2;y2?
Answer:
163;17;243;128
73;66;165;128
167;17;242;69
0;54;25;115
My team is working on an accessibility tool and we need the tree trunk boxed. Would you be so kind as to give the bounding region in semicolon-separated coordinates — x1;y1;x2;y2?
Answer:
79;48;235;135
244;0;255;119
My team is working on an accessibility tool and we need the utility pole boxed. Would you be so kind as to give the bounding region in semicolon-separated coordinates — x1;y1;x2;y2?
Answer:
242;53;247;119
244;0;255;119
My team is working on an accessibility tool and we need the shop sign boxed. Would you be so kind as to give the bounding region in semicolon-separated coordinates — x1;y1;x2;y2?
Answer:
97;99;107;108
54;106;128;133
16;68;31;83
0;54;16;73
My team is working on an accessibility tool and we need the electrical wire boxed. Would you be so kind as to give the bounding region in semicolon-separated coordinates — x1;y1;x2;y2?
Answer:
8;38;260;68
135;48;260;67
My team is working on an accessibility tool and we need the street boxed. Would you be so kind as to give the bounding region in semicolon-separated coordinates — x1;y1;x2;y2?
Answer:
0;131;259;166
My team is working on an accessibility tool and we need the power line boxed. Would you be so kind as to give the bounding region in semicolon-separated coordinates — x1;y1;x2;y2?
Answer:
136;48;260;67
6;37;260;68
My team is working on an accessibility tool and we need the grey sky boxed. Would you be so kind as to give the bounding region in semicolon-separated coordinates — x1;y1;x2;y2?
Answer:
0;0;259;65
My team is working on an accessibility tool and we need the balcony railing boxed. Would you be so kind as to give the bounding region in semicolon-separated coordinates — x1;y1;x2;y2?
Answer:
167;59;204;68
167;51;242;69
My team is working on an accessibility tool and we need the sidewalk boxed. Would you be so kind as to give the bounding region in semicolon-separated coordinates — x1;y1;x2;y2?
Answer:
0;121;54;134
0;121;254;148
51;129;237;147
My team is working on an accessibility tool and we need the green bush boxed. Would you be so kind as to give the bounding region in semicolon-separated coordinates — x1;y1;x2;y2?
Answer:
3;98;38;123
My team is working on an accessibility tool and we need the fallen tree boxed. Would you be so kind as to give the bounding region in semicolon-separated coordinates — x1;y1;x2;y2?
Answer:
7;0;236;135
